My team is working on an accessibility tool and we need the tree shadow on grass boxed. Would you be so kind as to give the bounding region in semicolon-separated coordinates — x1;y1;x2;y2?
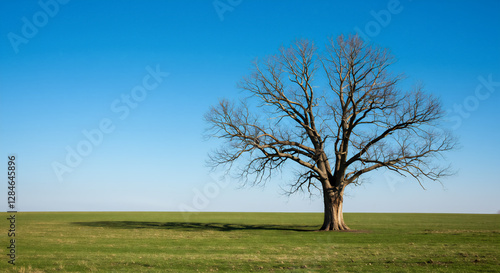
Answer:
71;221;317;232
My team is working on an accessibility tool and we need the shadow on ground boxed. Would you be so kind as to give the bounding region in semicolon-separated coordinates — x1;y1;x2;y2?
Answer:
71;221;317;232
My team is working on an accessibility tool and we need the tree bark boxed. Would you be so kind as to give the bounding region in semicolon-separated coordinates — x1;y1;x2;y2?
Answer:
320;186;349;231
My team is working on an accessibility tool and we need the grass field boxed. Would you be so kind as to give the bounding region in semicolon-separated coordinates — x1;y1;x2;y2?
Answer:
1;212;498;272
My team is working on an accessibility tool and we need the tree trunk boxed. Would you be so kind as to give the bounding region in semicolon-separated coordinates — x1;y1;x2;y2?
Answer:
319;186;349;231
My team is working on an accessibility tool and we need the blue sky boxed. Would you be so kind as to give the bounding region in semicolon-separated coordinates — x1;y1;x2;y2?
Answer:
0;0;499;213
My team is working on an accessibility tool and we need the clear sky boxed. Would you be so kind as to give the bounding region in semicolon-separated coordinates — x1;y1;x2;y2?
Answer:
1;0;499;213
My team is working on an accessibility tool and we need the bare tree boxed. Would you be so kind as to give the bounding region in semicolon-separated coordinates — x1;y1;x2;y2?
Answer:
205;34;456;231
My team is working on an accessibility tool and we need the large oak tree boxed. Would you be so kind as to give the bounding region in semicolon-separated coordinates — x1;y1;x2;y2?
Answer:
205;35;456;231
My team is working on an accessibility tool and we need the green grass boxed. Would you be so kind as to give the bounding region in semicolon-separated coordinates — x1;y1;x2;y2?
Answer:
1;212;499;272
